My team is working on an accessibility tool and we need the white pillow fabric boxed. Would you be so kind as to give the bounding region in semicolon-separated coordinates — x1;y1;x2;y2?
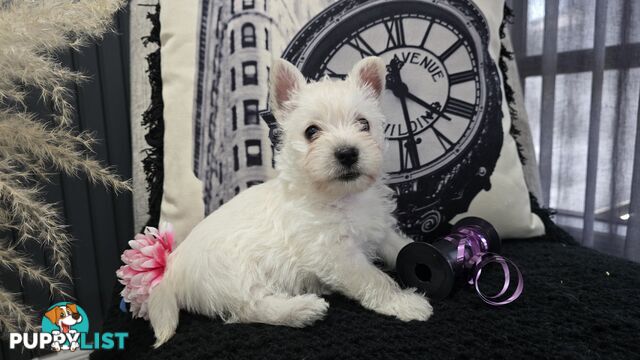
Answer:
159;0;204;243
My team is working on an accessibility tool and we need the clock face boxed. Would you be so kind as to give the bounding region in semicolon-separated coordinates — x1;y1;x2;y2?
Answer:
313;13;484;183
280;0;503;239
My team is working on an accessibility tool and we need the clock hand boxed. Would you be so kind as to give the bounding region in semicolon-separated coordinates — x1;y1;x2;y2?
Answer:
405;91;451;121
386;58;420;169
398;87;421;169
385;57;405;94
386;58;451;122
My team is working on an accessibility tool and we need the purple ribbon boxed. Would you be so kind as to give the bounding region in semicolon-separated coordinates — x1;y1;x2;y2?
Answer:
443;225;523;306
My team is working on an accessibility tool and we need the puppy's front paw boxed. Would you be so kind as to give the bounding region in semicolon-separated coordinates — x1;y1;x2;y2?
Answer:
375;289;433;322
286;294;329;327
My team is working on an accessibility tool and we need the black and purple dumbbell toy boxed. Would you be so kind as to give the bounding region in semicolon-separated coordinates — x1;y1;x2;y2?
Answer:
396;217;523;305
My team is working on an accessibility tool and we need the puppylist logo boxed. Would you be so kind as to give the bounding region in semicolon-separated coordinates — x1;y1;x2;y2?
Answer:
9;302;128;351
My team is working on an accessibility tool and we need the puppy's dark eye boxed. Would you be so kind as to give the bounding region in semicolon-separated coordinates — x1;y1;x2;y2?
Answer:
304;125;321;141
357;118;370;132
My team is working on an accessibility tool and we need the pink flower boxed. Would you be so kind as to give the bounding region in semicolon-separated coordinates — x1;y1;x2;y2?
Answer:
116;222;175;319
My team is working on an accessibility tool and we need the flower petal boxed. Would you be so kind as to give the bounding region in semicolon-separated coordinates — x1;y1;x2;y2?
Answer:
117;223;176;319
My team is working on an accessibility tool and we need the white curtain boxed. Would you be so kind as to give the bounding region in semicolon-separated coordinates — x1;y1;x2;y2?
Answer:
509;0;640;261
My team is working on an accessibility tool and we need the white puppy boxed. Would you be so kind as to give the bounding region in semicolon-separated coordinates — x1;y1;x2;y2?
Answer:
148;57;433;347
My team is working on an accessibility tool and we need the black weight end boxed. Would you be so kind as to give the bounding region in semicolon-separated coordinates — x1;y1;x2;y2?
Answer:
396;242;456;301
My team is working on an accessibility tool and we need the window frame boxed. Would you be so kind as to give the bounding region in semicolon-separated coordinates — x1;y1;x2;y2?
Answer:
242;0;255;10
241;23;256;48
233;145;239;171
243;99;260;125
242;61;258;86
230;67;236;91
245;139;263;167
231;105;237;131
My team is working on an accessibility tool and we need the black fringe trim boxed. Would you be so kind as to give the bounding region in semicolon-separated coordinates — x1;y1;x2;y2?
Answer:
529;193;577;244
141;3;164;229
499;4;527;164
500;6;568;239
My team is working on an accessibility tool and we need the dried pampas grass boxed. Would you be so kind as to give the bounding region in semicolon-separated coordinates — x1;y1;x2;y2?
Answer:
0;0;129;335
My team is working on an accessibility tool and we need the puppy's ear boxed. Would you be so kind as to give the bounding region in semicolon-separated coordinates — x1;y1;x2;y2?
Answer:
44;307;60;324
348;56;386;99
67;304;77;313
269;58;306;114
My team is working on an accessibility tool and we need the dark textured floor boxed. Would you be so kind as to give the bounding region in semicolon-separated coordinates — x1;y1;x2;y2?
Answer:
92;229;640;360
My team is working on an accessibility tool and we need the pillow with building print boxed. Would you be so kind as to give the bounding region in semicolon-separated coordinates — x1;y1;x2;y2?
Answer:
155;0;333;243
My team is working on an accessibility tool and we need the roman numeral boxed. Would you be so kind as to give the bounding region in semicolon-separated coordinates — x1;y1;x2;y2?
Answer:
443;98;476;118
449;70;476;85
347;34;377;58
384;18;405;49
325;68;346;79
398;138;420;171
419;21;434;48
432;127;455;150
439;39;463;61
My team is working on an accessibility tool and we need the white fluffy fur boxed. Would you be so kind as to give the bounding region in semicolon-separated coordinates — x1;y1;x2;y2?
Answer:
148;57;433;347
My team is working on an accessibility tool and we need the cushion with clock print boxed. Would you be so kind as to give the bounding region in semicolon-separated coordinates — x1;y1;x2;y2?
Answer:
278;0;544;239
150;0;544;243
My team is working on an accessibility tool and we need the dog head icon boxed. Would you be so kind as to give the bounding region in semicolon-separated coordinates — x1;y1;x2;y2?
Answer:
44;303;83;333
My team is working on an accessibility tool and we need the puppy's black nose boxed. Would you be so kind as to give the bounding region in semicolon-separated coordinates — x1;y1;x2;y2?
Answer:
72;313;80;320
335;146;359;167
